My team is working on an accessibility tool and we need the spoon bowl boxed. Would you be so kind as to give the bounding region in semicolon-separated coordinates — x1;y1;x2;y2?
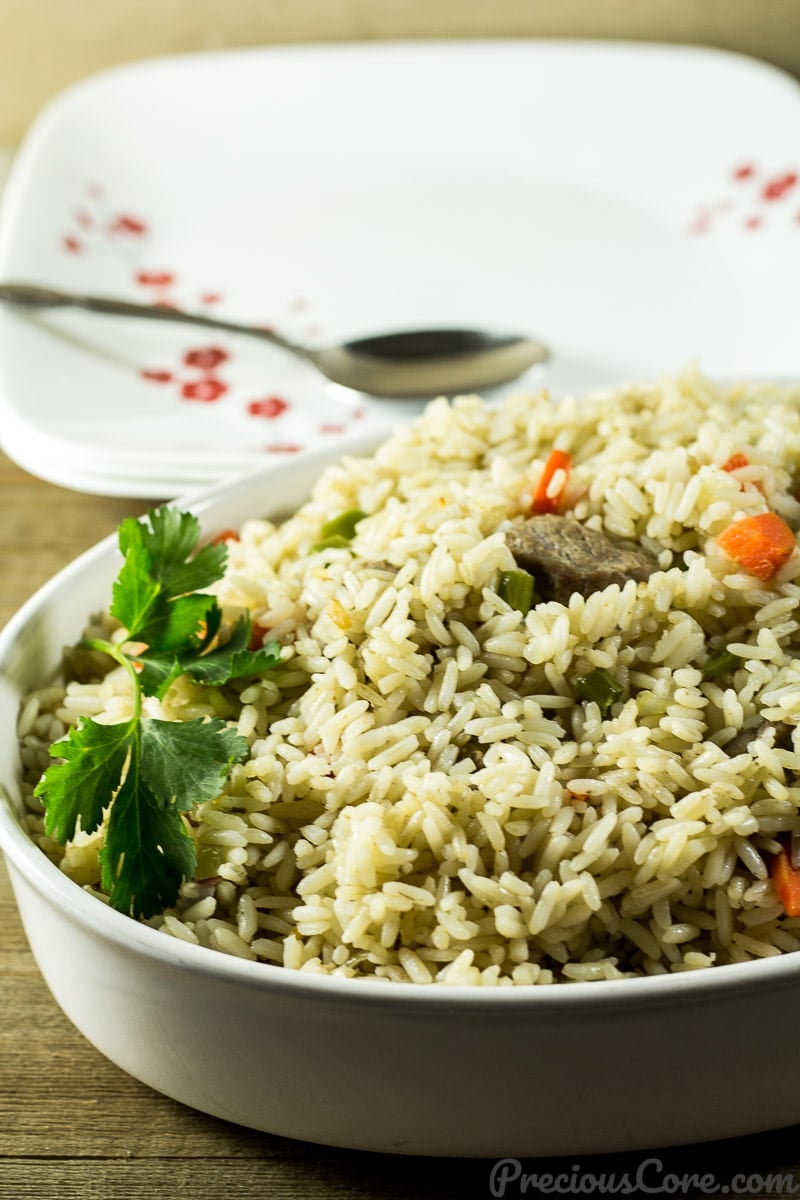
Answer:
313;327;549;395
0;282;549;397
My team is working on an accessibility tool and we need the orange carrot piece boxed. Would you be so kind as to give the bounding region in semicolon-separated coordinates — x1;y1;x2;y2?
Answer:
532;449;572;514
715;512;796;580
772;843;800;917
721;453;750;472
210;528;240;544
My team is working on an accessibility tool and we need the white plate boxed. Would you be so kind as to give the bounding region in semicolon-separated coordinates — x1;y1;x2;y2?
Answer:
2;40;800;497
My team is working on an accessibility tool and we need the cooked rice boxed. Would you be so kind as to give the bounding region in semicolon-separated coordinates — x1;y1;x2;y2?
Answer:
18;369;800;985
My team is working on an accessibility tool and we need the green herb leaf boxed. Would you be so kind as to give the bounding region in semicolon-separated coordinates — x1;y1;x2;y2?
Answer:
702;649;739;679
111;507;228;645
36;504;285;919
132;652;184;700
111;518;162;640
140;593;222;656
36;716;136;843
574;667;624;715
141;507;226;597
132;612;279;699
140;718;249;812
99;766;197;918
184;615;282;687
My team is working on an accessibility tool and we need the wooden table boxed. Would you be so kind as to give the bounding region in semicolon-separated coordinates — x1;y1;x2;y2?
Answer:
3;449;800;1199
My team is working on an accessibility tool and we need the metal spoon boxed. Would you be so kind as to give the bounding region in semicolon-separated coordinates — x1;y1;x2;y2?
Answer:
0;281;549;397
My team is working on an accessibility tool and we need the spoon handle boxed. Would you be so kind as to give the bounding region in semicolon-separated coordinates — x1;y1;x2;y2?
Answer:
0;281;312;362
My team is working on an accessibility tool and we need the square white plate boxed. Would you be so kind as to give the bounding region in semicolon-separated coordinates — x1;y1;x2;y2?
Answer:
1;40;800;497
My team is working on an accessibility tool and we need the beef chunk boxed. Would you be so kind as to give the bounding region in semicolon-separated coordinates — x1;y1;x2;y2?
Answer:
504;514;658;604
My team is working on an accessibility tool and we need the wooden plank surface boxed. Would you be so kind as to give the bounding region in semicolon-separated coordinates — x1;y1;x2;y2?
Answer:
3;447;800;1199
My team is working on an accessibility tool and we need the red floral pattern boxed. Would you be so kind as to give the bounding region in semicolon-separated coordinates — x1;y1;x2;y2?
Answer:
181;378;228;403
109;213;148;236
59;183;367;456
184;347;229;371
762;172;797;202
136;271;175;288
248;396;289;419
691;161;800;234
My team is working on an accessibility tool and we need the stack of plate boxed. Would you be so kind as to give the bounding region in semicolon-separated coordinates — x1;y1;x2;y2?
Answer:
0;300;402;496
1;40;799;498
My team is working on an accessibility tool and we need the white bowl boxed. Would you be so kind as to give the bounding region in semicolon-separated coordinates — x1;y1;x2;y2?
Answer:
3;437;800;1157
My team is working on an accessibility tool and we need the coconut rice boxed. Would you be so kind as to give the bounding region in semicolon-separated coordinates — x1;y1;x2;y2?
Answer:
17;369;800;985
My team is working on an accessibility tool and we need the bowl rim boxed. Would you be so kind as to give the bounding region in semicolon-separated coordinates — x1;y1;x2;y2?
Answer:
4;439;800;1014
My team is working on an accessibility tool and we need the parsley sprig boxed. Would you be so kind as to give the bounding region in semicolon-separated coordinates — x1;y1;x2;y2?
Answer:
35;507;282;918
